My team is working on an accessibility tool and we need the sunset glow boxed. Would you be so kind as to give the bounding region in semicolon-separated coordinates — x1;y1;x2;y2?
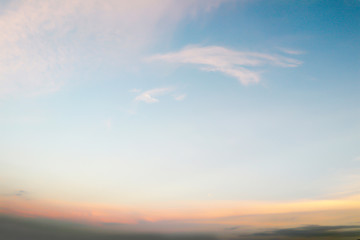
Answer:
1;1;360;239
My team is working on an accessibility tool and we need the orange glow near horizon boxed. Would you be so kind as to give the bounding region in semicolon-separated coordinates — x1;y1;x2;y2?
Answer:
1;194;360;231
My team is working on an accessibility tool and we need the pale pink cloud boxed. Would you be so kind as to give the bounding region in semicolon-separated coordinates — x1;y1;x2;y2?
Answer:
105;118;112;129
135;87;173;103
0;0;227;97
278;47;306;55
174;94;187;101
148;45;302;85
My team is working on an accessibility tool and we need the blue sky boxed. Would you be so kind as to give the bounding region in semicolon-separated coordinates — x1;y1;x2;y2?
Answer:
0;0;360;233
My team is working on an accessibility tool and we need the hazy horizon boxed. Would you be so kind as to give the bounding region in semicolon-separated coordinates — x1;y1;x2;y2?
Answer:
1;0;360;239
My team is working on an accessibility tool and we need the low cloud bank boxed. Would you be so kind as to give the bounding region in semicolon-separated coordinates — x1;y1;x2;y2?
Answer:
1;214;360;240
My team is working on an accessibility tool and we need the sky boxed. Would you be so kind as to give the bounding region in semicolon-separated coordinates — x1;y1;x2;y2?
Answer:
0;0;360;238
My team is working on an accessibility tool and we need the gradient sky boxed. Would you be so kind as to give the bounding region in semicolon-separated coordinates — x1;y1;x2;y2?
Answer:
1;0;360;235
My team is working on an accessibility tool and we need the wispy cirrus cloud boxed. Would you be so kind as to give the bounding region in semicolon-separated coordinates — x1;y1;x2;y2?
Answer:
1;190;29;200
135;87;174;103
147;45;302;85
278;47;306;55
129;88;142;93
0;0;226;97
174;94;187;101
14;190;27;198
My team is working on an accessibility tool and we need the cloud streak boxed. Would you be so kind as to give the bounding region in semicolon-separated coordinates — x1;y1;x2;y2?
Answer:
278;47;306;55
148;46;302;85
14;190;26;197
0;0;226;97
135;88;173;103
174;94;186;101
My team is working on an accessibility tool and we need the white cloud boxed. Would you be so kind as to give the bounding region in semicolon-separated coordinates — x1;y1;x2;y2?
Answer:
129;88;142;93
105;118;112;129
147;46;302;85
0;0;226;97
278;47;306;55
174;94;187;101
135;87;173;103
